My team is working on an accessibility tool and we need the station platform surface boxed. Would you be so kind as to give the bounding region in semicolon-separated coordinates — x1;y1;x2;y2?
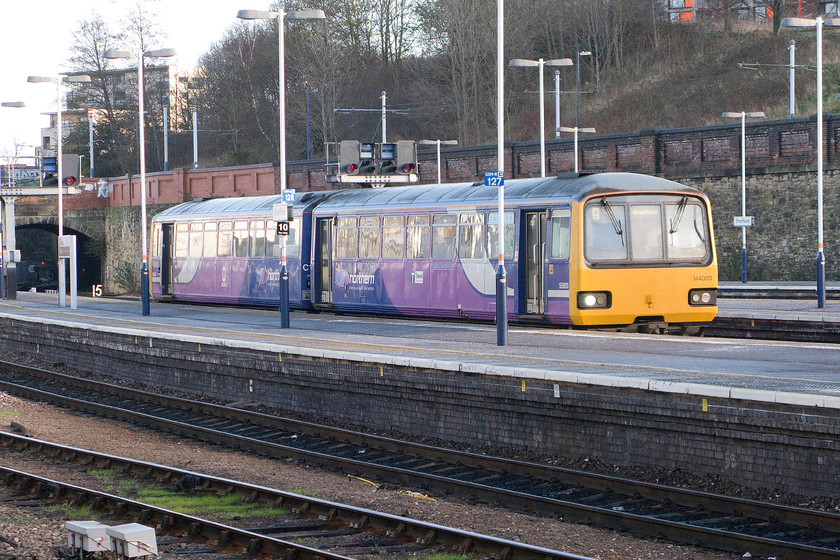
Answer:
1;288;839;407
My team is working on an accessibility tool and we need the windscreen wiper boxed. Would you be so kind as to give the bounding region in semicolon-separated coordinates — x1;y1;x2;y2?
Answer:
600;198;623;239
669;196;688;234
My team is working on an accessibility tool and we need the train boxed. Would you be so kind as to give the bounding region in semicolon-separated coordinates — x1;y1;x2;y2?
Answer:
150;172;718;329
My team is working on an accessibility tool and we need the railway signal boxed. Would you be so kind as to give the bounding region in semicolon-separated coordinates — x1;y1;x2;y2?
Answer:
330;140;419;187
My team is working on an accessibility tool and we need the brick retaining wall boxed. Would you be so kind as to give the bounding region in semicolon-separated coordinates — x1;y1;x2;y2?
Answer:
2;315;837;498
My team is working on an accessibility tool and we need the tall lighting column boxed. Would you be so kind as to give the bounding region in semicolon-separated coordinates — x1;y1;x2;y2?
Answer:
238;6;326;329
557;126;596;173
781;16;840;308
575;51;591;128
722;111;765;284
104;47;177;316
496;0;506;346
418;139;458;184
27;73;91;309
509;57;572;177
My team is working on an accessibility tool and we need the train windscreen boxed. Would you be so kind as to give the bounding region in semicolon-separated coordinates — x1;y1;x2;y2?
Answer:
583;194;711;266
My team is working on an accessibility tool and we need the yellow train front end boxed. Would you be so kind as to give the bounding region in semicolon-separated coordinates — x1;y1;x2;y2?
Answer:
568;190;718;328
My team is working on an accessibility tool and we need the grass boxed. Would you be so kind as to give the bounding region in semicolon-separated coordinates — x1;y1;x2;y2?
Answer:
86;468;285;519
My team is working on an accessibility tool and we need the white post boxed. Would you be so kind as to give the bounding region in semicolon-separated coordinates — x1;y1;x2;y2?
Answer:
817;17;826;307
789;40;796;118
436;141;442;184
381;91;387;143
163;105;169;171
89;111;95;178
192;108;198;169
57;79;66;308
573;127;579;173
538;59;546;177
741;112;747;283
554;70;560;139
138;50;150;315
278;9;290;328
496;0;506;346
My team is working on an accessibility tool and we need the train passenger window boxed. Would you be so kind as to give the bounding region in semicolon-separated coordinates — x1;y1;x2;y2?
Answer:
458;213;486;260
218;222;233;257
189;223;203;257
203;222;218;258
550;210;571;260
666;201;708;260
629;205;664;260
152;225;161;258
584;201;628;261
432;215;456;259
234;221;249;258
383;216;404;259
336;217;357;259
249;220;266;257
487;212;515;260
266;223;277;258
175;223;189;258
407;215;430;259
359;216;380;259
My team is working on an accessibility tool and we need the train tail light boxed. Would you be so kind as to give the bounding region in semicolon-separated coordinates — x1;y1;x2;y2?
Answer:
577;291;611;309
688;289;717;306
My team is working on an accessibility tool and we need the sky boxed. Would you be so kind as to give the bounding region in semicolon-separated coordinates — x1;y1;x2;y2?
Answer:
0;0;250;162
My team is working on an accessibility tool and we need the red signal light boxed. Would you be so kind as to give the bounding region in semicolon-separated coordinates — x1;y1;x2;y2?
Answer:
344;163;358;173
399;162;416;174
64;176;78;186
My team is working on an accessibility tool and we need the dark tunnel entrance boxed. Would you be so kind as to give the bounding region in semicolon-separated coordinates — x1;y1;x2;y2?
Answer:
14;224;102;293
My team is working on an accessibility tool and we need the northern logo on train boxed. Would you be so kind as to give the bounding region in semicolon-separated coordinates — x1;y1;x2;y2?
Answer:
255;265;269;284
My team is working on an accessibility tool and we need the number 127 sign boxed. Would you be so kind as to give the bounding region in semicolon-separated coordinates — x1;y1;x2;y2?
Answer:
484;171;504;187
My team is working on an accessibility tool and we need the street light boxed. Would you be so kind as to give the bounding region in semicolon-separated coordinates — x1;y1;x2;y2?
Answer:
418;139;458;184
557;126;596;173
104;47;177;316
0;101;25;301
238;6;326;329
722;111;765;284
575;51;591;129
509;58;572;177
781;16;840;308
27;73;91;310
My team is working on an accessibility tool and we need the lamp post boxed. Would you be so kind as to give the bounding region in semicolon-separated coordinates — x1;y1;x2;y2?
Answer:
575;51;591;129
722;111;765;284
104;47;177;316
419;140;458;184
0;101;25;301
509;58;572;177
27;74;91;310
496;0;506;346
238;6;326;329
554;70;561;139
557;126;596;173
781;16;840;308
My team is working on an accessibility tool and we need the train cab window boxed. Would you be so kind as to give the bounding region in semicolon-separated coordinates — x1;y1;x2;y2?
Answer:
550;209;571;260
629;205;664;260
458;213;486;260
218;222;233;257
584;200;628;261
359;216;381;259
666;200;708;260
203;222;218;258
249;220;266;257
383;216;404;259
487;212;514;260
189;223;203;257
233;221;249;258
432;214;456;259
175;223;189;258
407;215;430;259
336;217;358;259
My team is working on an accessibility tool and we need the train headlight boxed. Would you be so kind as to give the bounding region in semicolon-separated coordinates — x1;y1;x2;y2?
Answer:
577;291;611;309
688;289;717;306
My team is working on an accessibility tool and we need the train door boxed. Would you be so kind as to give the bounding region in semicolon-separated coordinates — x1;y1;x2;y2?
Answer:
524;211;547;314
160;223;174;296
316;218;333;304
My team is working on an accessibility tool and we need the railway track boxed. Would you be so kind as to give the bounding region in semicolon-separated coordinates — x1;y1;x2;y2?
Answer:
2;359;840;559
0;436;592;560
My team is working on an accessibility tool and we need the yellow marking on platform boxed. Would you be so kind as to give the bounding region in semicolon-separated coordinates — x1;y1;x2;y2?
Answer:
702;398;708;412
380;366;384;377
522;380;526;392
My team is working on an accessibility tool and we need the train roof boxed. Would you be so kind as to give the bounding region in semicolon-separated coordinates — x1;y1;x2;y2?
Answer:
313;172;702;212
152;173;702;220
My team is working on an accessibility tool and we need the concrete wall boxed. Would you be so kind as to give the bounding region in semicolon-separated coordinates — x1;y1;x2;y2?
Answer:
1;315;837;498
